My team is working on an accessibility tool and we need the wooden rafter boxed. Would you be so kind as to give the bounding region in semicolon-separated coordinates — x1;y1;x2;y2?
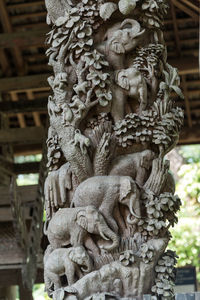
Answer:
171;0;199;20
0;0;24;74
0;98;47;114
7;1;44;10
0;127;44;145
180;0;200;14
181;75;193;128
10;92;26;129
26;91;42;127
0;74;49;92
0;30;46;49
170;3;181;56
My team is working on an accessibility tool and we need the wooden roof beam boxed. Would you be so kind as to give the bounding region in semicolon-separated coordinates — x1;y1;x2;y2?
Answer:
179;125;200;145
26;91;42;127
0;30;46;49
181;75;193;128
10;92;26;129
7;1;44;9
0;127;44;145
180;0;200;14
11;11;46;22
0;98;47;114
170;3;181;56
169;57;199;75
0;74;49;92
171;0;199;21
0;0;24;74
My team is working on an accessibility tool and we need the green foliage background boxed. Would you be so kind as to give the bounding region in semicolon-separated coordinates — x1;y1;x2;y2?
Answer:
168;145;200;282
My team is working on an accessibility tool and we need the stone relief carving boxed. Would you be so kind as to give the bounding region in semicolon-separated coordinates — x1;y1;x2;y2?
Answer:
44;0;184;299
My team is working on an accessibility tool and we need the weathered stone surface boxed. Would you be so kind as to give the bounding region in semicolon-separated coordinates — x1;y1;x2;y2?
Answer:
43;0;184;299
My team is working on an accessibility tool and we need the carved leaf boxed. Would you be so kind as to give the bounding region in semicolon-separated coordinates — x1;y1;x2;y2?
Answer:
100;2;118;20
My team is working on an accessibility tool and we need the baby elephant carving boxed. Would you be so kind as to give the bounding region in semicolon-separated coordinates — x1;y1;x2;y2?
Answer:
47;205;119;254
44;246;93;297
72;176;141;233
112;67;148;122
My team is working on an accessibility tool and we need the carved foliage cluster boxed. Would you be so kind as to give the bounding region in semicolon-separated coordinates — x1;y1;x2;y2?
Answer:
44;0;183;299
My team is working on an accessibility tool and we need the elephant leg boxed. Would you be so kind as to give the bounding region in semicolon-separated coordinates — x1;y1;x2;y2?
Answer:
44;271;53;296
48;271;61;291
85;235;100;255
113;205;128;237
65;264;75;286
138;85;147;114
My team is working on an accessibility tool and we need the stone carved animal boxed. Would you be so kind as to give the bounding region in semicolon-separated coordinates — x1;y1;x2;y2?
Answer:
72;129;91;154
112;67;148;121
44;162;73;220
47;205;119;254
109;150;155;187
72;176;141;233
44;246;93;296
98;19;145;70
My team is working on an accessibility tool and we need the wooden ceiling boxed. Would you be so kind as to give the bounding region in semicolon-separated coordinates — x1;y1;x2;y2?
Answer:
0;0;199;156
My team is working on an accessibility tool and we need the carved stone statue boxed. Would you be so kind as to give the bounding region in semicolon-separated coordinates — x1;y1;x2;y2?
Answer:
44;0;184;298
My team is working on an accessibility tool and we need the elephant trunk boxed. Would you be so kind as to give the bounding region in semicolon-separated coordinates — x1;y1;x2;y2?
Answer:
81;258;93;273
127;193;141;225
99;224;119;251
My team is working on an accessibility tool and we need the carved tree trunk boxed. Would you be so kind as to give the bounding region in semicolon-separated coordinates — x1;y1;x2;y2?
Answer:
44;0;184;299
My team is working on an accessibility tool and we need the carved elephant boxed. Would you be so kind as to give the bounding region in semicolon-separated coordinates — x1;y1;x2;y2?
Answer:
111;67;148;122
47;205;119;254
44;162;72;219
109;150;155;187
98;19;145;70
44;245;93;296
72;176;141;233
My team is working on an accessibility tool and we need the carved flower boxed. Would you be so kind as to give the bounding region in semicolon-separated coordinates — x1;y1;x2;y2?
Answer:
142;0;168;14
152;250;178;299
95;88;112;107
74;22;93;39
55;8;80;28
84;50;109;70
69;38;93;58
119;250;135;266
139;243;154;263
141;0;168;28
55;12;70;27
78;0;102;29
87;70;109;87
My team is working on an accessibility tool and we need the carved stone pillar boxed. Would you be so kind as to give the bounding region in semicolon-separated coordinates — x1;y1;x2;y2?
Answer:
44;0;184;299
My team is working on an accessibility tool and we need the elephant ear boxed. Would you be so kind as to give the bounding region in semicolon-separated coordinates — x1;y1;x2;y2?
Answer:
68;248;76;263
119;177;132;201
76;210;88;230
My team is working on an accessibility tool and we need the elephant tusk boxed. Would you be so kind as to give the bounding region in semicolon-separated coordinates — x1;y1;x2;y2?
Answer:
81;265;89;272
100;230;110;241
127;213;138;224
